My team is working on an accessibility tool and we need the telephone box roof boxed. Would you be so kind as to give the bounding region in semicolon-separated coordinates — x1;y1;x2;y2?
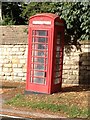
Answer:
30;13;60;20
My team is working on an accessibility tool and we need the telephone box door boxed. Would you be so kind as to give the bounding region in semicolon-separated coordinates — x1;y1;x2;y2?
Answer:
27;29;51;93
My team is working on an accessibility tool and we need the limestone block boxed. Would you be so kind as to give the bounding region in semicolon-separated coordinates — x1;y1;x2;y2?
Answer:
13;68;22;73
20;47;25;52
0;56;6;59
82;61;90;65
23;64;27;72
8;48;12;52
18;64;23;68
3;48;7;52
12;47;19;52
71;65;78;69
62;74;68;79
9;56;13;59
86;57;90;61
22;68;26;73
0;59;4;64
16;51;23;55
3;67;8;72
13;45;21;48
23;55;27;59
68;75;76;80
1;72;5;76
72;71;79;75
23;73;26;77
22;77;26;81
10;51;17;55
82;48;88;52
3;59;11;64
6;76;13;81
12;58;20;64
72;80;79;84
69;71;73;75
13;64;18;68
3;76;7;80
84;45;89;48
0;67;2;72
63;80;74;84
18;72;24;77
63;70;68;74
18;55;25;59
13;76;22;81
20;59;25;64
8;68;13;72
87;66;90;70
5;72;11;76
4;64;12;68
63;65;71;70
88;48;90;52
0;64;3;67
25;52;28;56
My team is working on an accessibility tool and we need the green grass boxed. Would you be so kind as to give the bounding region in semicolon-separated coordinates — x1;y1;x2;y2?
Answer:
5;93;89;118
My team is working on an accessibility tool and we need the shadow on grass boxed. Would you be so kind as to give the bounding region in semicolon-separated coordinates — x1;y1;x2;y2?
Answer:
62;85;90;93
0;86;17;89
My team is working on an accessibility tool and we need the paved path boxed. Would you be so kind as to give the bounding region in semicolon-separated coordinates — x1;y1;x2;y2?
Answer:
0;108;62;118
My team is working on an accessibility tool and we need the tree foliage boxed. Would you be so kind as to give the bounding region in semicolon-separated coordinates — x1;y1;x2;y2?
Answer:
1;2;90;41
2;2;26;25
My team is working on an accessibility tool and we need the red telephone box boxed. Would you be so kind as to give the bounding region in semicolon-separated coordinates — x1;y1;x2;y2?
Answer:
26;13;65;94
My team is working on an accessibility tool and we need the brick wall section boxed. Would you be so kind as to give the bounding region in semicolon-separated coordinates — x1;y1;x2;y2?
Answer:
0;26;90;85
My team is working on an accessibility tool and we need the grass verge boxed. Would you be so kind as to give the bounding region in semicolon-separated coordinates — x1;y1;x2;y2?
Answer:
5;93;90;118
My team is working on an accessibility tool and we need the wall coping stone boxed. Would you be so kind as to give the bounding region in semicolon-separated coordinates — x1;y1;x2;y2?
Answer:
0;25;28;45
0;25;90;45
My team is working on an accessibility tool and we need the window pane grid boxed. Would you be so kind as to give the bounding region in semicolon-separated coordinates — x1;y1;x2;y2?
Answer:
33;30;48;36
54;32;62;84
30;30;48;84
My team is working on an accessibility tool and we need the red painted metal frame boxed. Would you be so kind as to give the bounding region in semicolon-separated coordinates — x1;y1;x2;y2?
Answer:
26;28;52;93
26;13;64;94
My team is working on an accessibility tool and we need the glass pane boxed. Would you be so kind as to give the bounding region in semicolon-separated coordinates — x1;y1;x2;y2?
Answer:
56;58;60;64
32;37;48;43
57;32;61;44
38;44;46;50
33;57;44;63
34;71;45;77
32;50;45;57
54;32;62;84
33;77;45;84
32;44;48;50
56;46;60;51
34;64;44;70
38;51;45;56
56;52;60;58
54;78;60;84
56;64;60;70
36;30;47;36
32;30;48;36
55;71;60;77
38;37;47;43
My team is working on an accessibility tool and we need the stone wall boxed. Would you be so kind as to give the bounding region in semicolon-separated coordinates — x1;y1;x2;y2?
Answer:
63;42;90;85
0;26;28;81
0;26;90;85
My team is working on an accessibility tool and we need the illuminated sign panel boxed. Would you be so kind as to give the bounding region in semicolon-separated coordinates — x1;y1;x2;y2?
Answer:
32;21;51;25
